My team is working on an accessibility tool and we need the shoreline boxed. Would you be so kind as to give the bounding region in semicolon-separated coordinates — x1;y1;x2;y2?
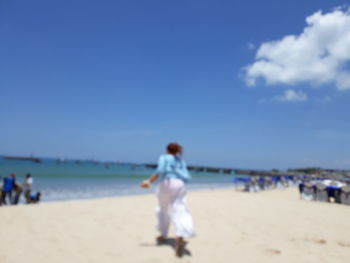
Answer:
2;187;350;263
6;182;241;205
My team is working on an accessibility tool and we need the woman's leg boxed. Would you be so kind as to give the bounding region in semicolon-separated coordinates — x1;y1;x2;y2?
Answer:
156;181;171;238
167;181;194;257
170;184;194;239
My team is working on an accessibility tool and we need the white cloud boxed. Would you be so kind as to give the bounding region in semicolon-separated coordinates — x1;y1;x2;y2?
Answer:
244;7;350;90
274;89;307;102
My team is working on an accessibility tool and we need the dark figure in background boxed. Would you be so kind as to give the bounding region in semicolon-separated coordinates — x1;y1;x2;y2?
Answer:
1;173;16;205
12;183;23;205
0;176;2;206
298;183;304;199
25;191;41;204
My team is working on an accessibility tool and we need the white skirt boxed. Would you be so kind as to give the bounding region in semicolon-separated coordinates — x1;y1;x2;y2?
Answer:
156;178;194;238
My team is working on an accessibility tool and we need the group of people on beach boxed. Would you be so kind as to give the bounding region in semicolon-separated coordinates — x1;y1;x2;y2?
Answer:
0;173;41;206
2;143;191;257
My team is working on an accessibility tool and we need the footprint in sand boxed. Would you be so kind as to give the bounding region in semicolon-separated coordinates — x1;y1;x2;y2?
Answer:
265;248;281;255
337;241;350;248
304;238;327;245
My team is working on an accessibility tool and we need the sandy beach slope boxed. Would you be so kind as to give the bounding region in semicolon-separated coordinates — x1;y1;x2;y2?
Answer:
1;188;350;263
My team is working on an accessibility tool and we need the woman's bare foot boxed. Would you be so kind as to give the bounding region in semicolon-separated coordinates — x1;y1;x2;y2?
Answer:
175;237;185;257
156;236;167;245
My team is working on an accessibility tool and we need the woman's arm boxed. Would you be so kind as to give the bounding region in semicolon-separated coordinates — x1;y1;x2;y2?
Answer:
140;174;160;188
141;155;166;188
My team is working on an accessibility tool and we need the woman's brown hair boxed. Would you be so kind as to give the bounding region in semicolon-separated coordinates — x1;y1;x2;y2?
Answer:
167;143;183;155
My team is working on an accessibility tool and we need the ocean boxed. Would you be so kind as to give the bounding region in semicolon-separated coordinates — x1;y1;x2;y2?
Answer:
0;157;239;202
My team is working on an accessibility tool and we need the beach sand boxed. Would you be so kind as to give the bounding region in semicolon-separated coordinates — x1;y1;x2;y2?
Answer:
1;187;350;263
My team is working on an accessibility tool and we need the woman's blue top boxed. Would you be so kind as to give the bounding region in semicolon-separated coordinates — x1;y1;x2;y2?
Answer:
155;154;191;183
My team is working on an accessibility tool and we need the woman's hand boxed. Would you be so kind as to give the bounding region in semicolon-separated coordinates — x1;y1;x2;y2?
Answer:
140;179;151;188
140;174;159;188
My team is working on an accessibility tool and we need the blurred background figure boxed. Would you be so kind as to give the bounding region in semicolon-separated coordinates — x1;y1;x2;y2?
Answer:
1;173;16;205
0;175;3;206
23;173;34;198
25;191;41;204
12;182;23;205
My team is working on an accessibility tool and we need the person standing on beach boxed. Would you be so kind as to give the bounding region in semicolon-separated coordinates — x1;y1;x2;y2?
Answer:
140;143;194;257
23;174;33;199
1;173;16;205
0;176;3;206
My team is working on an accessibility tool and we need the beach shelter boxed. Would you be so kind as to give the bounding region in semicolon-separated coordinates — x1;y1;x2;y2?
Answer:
340;186;350;205
315;183;328;202
301;182;316;201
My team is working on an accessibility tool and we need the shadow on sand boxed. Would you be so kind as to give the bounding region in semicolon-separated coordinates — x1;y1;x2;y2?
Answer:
140;238;192;257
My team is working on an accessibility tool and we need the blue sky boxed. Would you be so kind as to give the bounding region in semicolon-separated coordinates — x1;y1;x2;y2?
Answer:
1;0;350;169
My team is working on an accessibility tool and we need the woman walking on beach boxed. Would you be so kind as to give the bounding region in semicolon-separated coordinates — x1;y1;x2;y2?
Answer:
141;143;194;257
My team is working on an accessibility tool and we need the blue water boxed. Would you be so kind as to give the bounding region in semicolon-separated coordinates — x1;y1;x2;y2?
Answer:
0;157;238;202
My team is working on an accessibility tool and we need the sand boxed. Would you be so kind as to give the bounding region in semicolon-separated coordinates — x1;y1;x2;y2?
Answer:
1;187;350;263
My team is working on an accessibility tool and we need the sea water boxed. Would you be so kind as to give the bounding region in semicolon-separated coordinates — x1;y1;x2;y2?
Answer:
0;157;238;202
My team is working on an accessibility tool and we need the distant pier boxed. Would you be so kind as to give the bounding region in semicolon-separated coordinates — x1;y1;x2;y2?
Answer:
4;156;41;163
145;164;236;174
143;164;301;176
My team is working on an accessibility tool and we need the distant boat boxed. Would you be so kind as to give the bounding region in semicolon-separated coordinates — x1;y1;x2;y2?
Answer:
4;156;41;163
